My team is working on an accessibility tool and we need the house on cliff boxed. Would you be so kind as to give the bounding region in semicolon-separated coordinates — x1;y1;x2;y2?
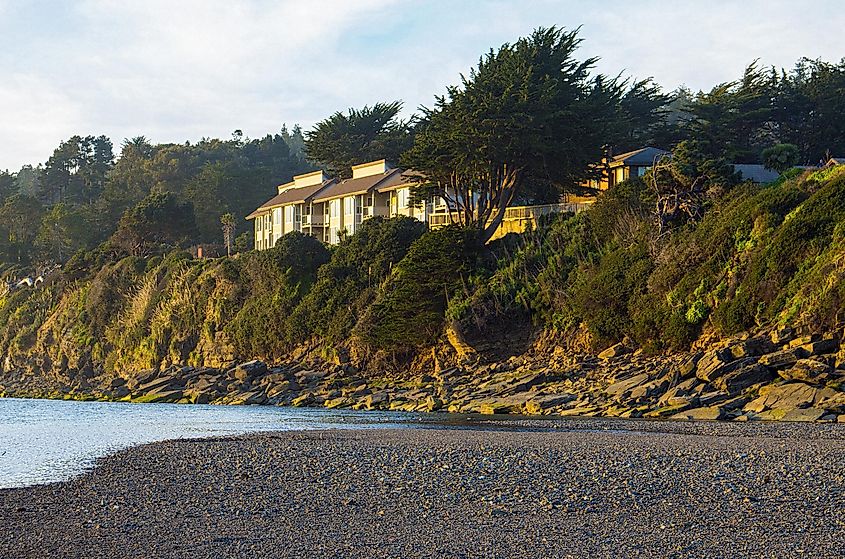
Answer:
246;158;593;250
582;146;671;191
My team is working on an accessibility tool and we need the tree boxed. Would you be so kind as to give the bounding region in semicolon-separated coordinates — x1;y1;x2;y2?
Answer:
110;192;197;256
0;194;44;264
762;143;800;173
34;203;93;263
221;213;236;256
685;62;778;163
403;26;624;243
42;135;114;204
0;171;16;203
304;101;414;178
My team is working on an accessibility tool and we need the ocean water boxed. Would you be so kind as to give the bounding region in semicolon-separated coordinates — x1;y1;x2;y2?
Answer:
0;397;427;489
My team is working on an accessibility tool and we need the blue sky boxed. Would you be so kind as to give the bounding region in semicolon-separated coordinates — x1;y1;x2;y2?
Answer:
1;0;843;170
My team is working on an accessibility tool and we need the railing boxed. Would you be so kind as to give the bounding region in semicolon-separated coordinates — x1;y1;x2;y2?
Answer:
428;202;592;228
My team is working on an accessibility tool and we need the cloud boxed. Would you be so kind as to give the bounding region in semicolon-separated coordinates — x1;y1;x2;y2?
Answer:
1;0;844;169
0;74;84;171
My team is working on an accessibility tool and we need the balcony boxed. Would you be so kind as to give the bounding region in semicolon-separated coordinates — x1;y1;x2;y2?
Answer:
302;214;325;227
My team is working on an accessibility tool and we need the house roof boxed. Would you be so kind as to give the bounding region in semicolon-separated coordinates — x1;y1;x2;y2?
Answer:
827;157;845;166
733;164;780;184
246;179;335;219
312;167;411;201
609;147;671;167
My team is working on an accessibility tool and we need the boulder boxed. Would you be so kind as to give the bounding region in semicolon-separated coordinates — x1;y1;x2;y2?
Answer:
770;327;795;345
598;343;631;360
229;360;268;382
364;391;390;410
713;364;773;394
729;337;775;359
799;338;839;357
695;349;735;382
779;359;833;384
291;393;313;407
758;349;803;369
678;352;703;378
109;377;126;388
604;373;649;398
744;382;818;412
525;394;576;415
671;406;724;421
480;402;512;415
780;407;827;422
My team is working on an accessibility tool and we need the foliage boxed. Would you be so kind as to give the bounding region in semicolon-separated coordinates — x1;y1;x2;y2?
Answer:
110;192;198;256
355;227;481;351
403;26;625;243
762;143;800;173
304;102;413;178
287;217;427;346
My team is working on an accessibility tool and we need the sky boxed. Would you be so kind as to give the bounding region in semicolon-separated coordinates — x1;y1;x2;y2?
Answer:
1;0;843;170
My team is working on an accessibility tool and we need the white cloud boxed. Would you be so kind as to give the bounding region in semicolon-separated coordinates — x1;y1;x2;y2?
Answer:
1;0;844;169
0;74;84;171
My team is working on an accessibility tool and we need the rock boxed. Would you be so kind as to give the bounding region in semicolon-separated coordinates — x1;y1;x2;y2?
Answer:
364;392;390;410
671;406;724;421
678;352;703;378
729;338;775;359
229;360;268;382
604;373;649;398
713;364;773;394
138;375;180;394
291;393;313;407
324;397;348;409
111;385;130;398
770;327;795;345
780;407;827;422
109;377;126;388
698;391;730;407
598;343;631;360
480;402;508;415
266;381;294;399
744;382;818;412
525;394;576;415
695;349;735;382
644;403;690;418
799;338;838;357
758;349;804;369
788;334;821;348
779;359;833;384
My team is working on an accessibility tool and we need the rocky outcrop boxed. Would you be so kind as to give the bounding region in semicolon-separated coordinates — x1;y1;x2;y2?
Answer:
2;326;844;423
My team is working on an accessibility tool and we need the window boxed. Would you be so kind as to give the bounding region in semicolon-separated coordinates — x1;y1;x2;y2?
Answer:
330;199;340;218
344;197;354;215
285;206;294;222
273;208;282;225
398;188;409;209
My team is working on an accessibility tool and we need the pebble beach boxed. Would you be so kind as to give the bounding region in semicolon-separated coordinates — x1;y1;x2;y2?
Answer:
2;418;845;558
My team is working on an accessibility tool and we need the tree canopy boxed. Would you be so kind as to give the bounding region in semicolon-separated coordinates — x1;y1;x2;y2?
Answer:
403;26;625;243
304;101;414;178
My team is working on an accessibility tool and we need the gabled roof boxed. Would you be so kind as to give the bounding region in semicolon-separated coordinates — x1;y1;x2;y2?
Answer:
312;167;409;202
827;157;845;166
246;179;335;219
609;147;671;167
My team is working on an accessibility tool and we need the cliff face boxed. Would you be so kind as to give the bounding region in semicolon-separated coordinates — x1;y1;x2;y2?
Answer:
1;167;845;414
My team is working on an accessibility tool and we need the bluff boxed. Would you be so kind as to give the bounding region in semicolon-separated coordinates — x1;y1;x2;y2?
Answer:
1;166;845;421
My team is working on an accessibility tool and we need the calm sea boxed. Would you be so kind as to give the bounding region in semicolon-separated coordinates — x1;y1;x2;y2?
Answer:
0;398;428;489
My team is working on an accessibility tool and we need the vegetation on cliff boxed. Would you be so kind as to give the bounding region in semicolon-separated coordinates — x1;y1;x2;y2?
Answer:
1;162;843;383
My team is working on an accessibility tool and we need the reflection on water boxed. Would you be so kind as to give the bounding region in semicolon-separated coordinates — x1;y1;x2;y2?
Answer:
0;398;423;489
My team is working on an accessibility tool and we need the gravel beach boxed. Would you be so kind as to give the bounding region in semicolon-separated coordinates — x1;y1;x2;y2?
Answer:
2;418;845;558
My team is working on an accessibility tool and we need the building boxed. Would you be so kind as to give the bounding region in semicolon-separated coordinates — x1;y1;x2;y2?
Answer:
583;147;671;191
247;159;593;251
732;164;781;184
311;160;429;244
247;160;429;249
246;170;336;249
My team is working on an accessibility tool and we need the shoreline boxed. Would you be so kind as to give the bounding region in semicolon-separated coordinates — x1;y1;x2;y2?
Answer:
3;421;845;557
